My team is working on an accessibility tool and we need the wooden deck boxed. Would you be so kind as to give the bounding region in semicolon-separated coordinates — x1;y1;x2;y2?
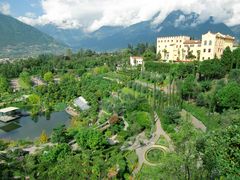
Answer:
0;115;20;123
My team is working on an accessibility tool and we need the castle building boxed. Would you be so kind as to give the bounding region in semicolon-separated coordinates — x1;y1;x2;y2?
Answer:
156;31;235;62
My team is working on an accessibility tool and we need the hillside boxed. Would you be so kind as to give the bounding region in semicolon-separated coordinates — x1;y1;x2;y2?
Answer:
230;25;240;42
0;13;67;58
36;10;236;51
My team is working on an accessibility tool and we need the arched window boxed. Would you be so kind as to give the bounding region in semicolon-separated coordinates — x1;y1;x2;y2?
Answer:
209;40;212;45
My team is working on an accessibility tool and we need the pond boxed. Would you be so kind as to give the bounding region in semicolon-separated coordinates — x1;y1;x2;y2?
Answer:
0;111;71;140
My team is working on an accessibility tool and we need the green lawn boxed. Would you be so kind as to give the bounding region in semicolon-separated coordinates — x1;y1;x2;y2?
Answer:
156;135;169;146
137;164;163;179
146;148;165;164
183;102;219;130
104;72;129;82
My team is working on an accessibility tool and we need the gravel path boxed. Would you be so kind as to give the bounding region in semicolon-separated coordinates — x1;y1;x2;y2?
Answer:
132;111;173;176
181;109;207;132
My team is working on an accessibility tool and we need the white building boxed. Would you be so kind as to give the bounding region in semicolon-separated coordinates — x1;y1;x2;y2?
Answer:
156;31;235;62
130;56;144;66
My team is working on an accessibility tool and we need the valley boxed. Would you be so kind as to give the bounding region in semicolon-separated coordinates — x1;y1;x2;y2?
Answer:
0;44;239;179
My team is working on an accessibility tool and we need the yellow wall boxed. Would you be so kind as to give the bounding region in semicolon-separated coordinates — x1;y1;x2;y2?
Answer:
183;43;202;60
157;32;235;62
157;36;190;62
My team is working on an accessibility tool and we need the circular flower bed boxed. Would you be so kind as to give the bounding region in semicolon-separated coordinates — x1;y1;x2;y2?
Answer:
146;147;166;164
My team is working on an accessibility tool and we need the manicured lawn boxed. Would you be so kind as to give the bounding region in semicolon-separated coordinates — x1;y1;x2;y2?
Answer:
183;102;219;130
156;135;169;146
104;72;129;82
137;164;163;179
146;148;165;163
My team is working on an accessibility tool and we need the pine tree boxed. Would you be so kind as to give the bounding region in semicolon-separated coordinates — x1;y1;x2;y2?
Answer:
221;46;233;71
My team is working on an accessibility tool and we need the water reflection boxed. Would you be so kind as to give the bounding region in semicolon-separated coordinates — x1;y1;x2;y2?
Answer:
0;111;70;140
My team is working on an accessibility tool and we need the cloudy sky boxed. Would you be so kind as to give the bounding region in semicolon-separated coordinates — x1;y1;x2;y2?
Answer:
1;0;240;31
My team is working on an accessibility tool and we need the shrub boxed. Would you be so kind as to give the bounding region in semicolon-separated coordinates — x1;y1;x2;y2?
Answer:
163;106;181;124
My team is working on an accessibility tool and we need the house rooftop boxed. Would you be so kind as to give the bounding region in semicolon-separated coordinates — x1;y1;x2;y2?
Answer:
74;97;90;111
0;107;19;113
183;40;201;44
206;31;235;40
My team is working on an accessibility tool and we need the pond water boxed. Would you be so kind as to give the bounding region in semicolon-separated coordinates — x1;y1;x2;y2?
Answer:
0;111;71;140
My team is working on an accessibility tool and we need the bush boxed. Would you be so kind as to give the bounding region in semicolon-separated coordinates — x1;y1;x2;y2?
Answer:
163;106;181;125
51;125;71;143
145;62;171;74
75;128;107;150
228;69;240;84
196;93;205;107
216;82;240;110
200;81;211;92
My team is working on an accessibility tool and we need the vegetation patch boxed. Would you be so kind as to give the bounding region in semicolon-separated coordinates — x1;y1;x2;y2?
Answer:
130;111;152;130
156;136;169;146
183;102;219;130
122;87;140;97
54;102;67;112
125;151;138;173
146;147;165;164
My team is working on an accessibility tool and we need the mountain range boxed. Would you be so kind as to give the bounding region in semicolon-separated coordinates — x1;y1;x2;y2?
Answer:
0;13;67;58
0;10;239;58
36;10;240;51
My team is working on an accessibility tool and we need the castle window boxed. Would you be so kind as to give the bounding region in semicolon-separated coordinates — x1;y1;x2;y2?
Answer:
203;49;206;52
208;49;211;53
209;40;212;45
204;40;207;45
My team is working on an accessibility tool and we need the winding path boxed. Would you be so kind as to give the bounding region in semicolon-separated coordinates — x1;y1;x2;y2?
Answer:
132;111;173;176
181;109;207;132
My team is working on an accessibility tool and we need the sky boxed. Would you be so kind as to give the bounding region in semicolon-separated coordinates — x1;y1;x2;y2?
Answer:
0;0;240;32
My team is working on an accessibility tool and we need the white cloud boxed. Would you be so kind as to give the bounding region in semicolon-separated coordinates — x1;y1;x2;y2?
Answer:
25;12;36;18
17;0;240;31
0;2;10;15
